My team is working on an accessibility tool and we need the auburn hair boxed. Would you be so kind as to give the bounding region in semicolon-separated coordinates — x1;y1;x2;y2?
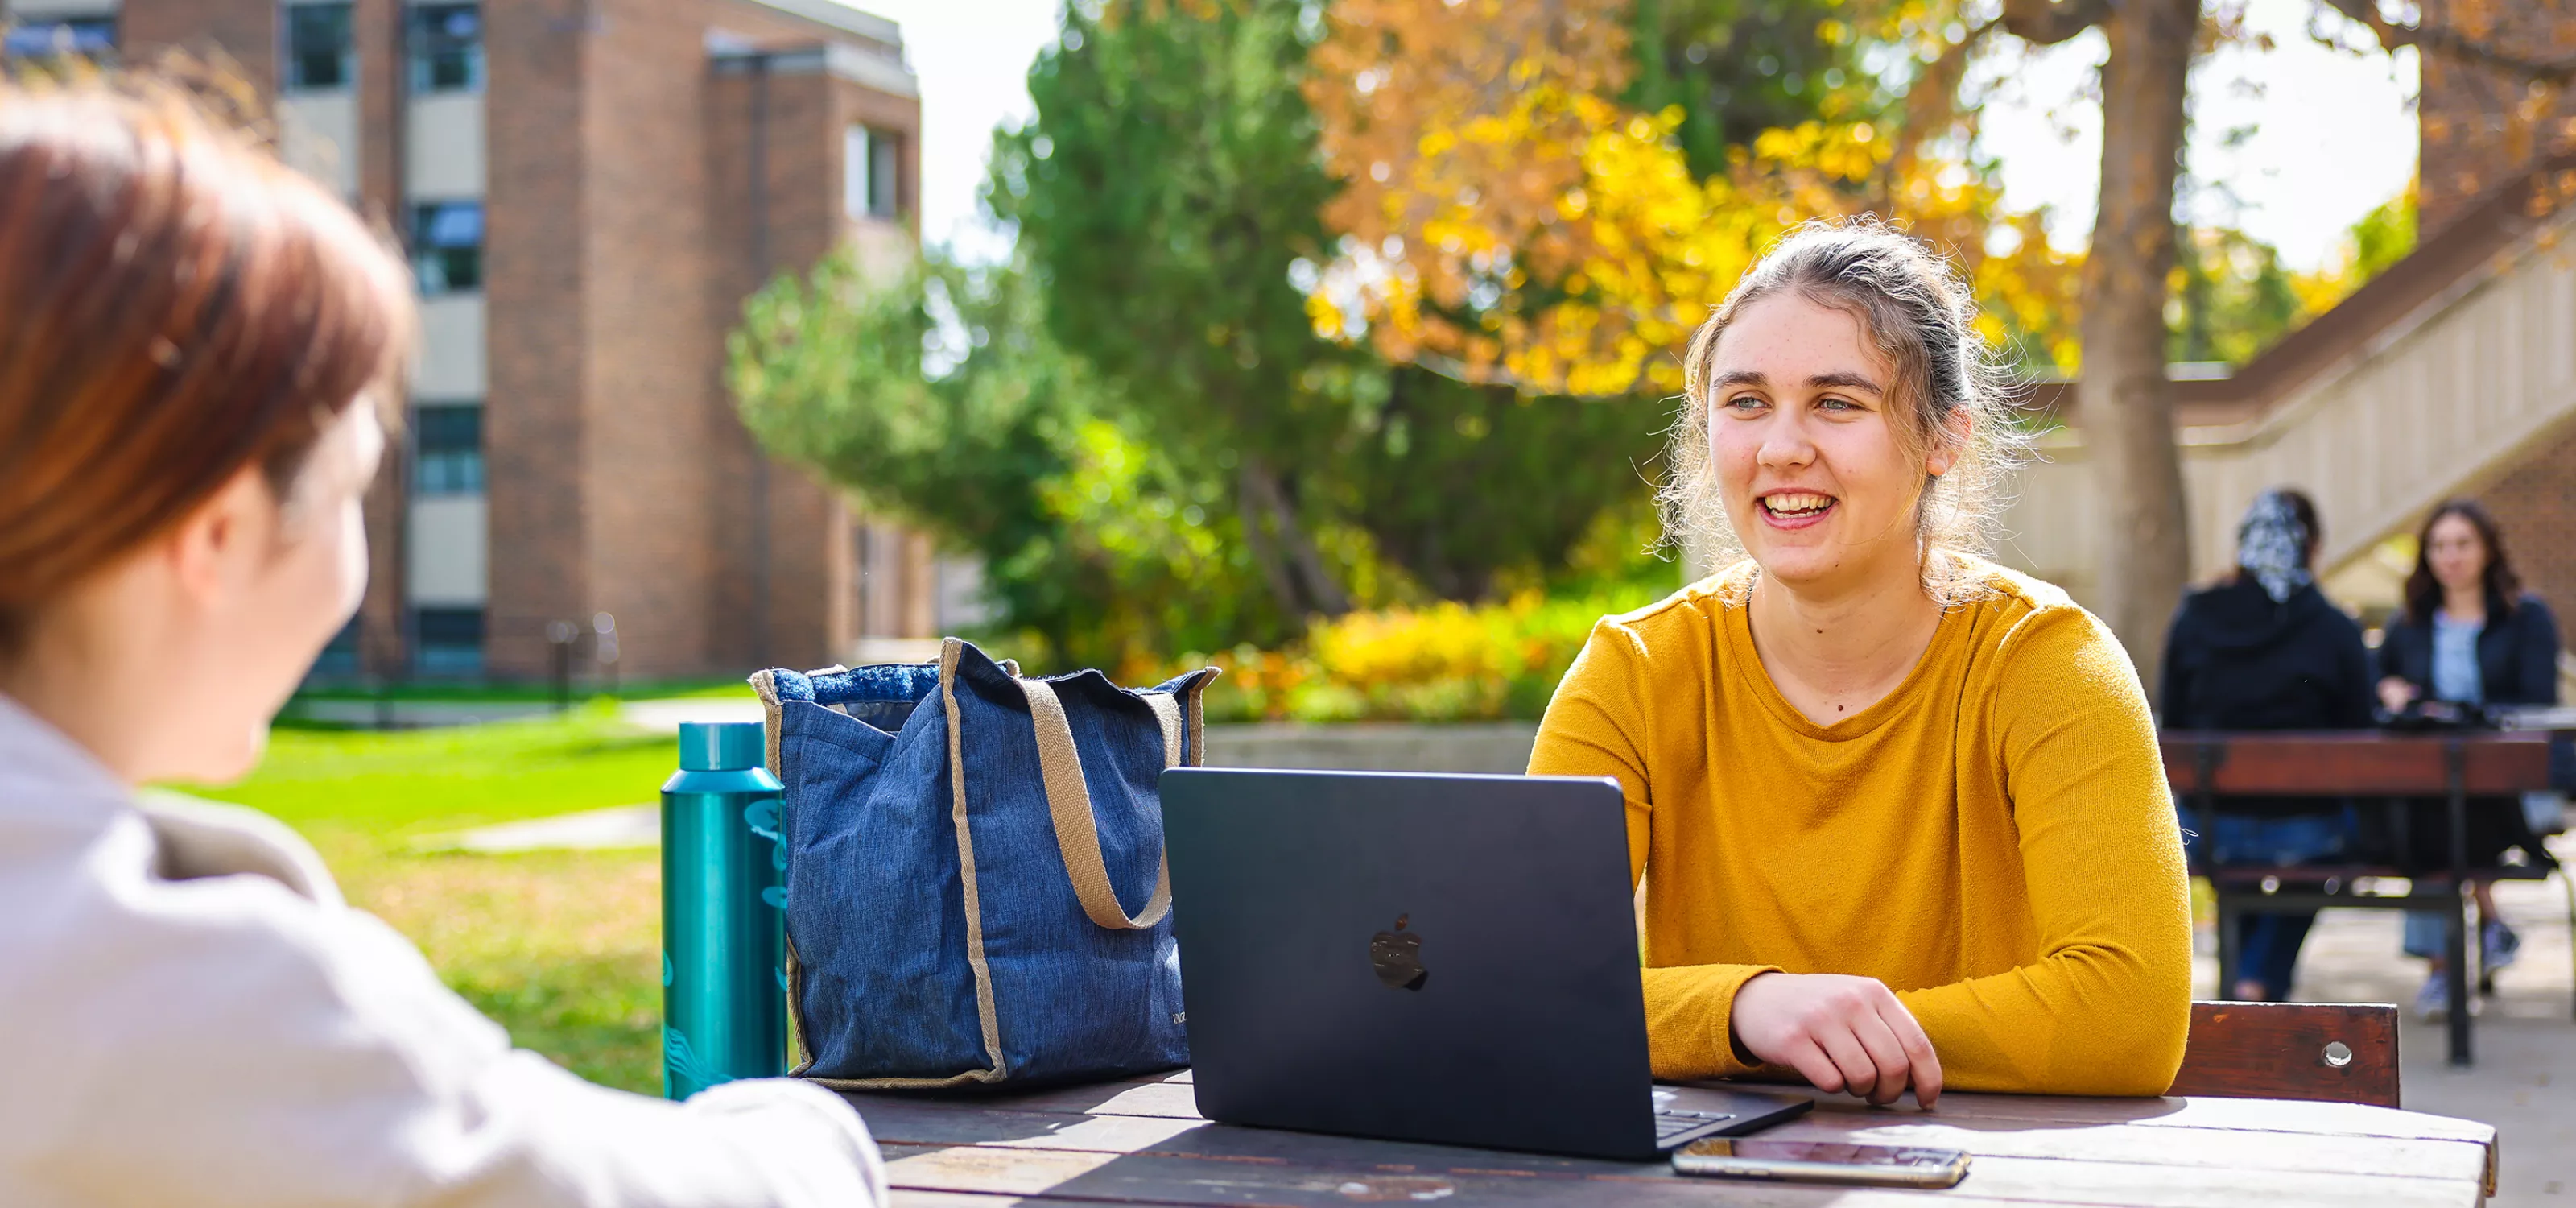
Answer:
0;71;413;655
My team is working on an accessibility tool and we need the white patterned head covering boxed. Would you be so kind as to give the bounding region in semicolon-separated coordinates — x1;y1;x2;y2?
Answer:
2236;490;2314;603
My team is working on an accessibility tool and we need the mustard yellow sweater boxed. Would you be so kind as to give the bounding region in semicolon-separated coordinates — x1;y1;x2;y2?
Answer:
1529;559;2192;1095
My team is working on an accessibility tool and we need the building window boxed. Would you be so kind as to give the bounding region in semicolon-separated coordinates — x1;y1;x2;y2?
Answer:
844;125;900;221
411;201;482;294
2;17;115;60
407;2;483;93
413;607;485;676
413;403;484;494
283;3;354;90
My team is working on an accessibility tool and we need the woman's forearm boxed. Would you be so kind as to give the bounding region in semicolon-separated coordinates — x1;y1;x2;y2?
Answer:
1895;940;2190;1096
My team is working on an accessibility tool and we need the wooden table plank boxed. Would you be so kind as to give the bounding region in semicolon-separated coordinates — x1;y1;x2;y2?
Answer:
1797;1091;2496;1145
850;1097;2487;1186
908;1079;1203;1120
877;1140;2479;1208
1749;1111;2487;1185
882;1141;2055;1206
2158;731;2553;795
843;1083;2496;1207
893;1194;1091;1208
853;1082;2497;1147
988;1071;2499;1147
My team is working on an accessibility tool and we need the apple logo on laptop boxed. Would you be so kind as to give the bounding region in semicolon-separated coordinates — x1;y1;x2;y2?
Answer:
1369;914;1429;991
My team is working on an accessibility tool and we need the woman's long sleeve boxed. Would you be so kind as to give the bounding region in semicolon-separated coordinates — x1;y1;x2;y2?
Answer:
1889;611;2195;1095
1528;623;1779;1080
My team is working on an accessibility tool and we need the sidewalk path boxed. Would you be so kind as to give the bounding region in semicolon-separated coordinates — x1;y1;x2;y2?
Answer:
621;697;762;731
418;805;659;854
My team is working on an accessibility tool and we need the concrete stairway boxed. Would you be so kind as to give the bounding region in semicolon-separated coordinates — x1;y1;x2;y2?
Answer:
1992;159;2576;614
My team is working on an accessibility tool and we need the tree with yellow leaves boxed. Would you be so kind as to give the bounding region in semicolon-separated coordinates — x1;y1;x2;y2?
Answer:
1304;0;2567;683
1301;0;2079;402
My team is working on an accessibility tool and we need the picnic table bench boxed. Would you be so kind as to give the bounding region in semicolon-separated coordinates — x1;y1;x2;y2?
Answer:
844;1063;2499;1206
2160;730;2569;1067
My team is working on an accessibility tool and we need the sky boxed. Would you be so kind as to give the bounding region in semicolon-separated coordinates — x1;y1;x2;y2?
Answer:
846;0;1065;264
1972;0;2419;267
853;0;2420;271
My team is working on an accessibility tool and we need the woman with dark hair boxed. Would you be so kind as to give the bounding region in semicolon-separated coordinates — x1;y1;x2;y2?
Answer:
2375;499;2566;1016
2157;489;2375;1002
0;77;885;1204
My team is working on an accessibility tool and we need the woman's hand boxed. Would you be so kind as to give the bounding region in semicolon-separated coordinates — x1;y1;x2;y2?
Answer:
2376;676;2417;714
1730;972;1942;1107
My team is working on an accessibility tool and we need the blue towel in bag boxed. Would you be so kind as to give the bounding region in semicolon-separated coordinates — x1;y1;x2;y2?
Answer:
753;638;1216;1088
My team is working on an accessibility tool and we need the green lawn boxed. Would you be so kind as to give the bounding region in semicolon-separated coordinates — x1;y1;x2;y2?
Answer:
201;705;676;1094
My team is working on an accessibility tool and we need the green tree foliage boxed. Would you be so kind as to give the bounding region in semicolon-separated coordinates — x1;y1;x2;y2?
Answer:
730;0;1907;667
985;0;1682;612
989;1;1358;619
1334;366;1673;601
727;250;1277;667
2165;187;2422;370
1625;0;1876;179
729;254;1063;565
2338;187;2418;285
2168;226;2303;368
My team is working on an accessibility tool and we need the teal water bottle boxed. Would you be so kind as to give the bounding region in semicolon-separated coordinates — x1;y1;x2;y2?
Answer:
661;722;788;1098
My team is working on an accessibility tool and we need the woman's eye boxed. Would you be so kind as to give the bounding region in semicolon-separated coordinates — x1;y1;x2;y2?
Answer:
1818;396;1859;412
1724;394;1767;412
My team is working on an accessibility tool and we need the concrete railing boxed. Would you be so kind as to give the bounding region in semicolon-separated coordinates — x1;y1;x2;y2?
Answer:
1992;204;2576;613
1203;722;1540;774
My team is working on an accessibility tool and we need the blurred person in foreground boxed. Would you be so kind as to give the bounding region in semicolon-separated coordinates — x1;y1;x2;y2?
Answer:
2374;499;2566;1017
1528;220;2191;1108
0;74;885;1206
2157;489;2374;1003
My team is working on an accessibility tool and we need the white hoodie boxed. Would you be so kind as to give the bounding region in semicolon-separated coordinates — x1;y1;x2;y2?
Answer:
0;693;887;1208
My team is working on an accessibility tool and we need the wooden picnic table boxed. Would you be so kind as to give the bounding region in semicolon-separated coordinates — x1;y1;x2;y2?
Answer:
843;1069;2502;1207
2159;730;2564;1065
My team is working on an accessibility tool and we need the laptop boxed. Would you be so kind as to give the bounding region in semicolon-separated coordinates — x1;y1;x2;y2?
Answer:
1159;767;1813;1162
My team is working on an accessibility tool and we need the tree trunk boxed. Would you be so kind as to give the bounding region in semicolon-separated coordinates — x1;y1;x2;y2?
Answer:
2081;0;2198;692
1235;461;1306;623
1237;457;1352;620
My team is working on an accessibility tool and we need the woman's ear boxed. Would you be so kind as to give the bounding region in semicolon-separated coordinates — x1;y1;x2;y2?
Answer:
1926;406;1971;478
163;467;274;610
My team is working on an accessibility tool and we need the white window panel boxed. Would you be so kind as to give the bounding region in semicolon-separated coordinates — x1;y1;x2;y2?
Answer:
406;92;485;200
278;92;359;199
407;494;489;606
412;295;486;399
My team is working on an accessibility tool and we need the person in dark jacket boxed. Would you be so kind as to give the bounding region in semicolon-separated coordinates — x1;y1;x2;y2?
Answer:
2375;498;2566;1016
2161;489;2376;1002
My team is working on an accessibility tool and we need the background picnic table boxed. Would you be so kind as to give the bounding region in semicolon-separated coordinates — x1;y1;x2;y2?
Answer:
844;1070;2500;1207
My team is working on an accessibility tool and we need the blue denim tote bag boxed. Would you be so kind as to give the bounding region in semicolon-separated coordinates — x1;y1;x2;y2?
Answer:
751;638;1217;1089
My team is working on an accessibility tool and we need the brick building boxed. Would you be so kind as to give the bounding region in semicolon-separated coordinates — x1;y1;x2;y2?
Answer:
3;0;961;681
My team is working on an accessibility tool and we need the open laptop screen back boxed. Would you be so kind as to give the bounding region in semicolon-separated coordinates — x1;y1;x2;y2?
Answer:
1162;769;1654;1158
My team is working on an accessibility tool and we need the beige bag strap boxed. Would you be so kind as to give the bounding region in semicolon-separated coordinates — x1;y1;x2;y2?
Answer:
940;639;1009;1083
1142;690;1184;767
1014;676;1185;930
748;670;785;776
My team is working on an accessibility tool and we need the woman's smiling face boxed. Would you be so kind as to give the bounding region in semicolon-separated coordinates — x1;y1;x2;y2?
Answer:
1706;292;1958;594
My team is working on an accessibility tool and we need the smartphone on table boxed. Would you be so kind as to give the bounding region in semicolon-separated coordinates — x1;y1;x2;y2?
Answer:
1673;1138;1971;1189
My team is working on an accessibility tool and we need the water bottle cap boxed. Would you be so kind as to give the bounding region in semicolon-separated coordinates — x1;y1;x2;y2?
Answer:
678;721;767;771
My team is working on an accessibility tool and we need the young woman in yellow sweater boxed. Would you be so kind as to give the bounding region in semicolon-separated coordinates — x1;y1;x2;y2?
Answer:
1530;221;2193;1108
